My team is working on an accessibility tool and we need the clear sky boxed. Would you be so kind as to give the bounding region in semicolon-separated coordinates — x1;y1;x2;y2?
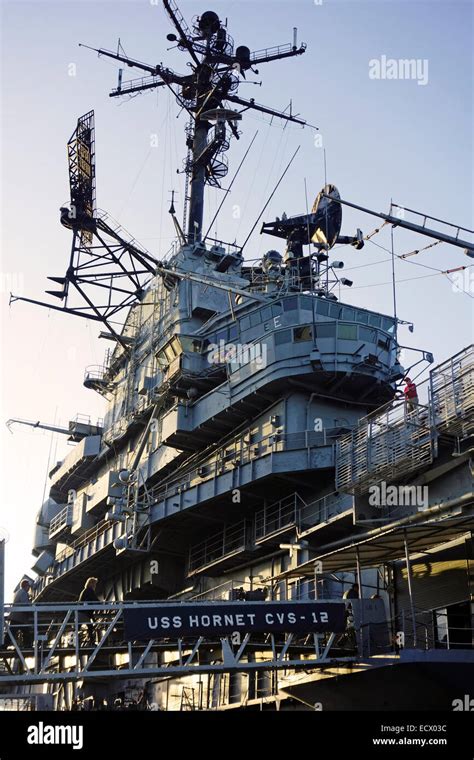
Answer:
0;0;472;597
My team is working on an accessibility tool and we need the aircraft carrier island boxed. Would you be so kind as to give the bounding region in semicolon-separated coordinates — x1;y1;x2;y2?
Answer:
1;0;473;714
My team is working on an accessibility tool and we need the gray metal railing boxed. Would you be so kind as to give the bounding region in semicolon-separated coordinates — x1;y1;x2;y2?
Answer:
188;521;249;575
300;492;353;527
336;399;434;494
254;493;306;541
48;505;73;539
145;426;337;508
429;344;474;439
0;600;351;686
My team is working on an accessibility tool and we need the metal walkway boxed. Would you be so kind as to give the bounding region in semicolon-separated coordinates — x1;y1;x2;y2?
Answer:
0;600;353;686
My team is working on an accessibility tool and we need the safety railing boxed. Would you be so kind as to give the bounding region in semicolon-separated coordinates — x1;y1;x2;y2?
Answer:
83;365;110;384
300;492;354;527
145;425;337;509
254;493;306;542
49;519;115;572
0;695;52;711
0;600;352;686
250;42;306;61
40;423;343;588
336;399;434;495
189;578;270;602
429;344;474;439
48;505;73;539
395;607;474;652
188;490;351;576
103;394;153;446
188;520;249;575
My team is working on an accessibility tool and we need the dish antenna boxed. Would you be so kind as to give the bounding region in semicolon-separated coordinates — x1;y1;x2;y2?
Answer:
310;184;343;249
261;183;363;253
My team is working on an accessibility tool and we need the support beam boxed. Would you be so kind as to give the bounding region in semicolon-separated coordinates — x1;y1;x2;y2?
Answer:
404;529;417;648
324;194;474;254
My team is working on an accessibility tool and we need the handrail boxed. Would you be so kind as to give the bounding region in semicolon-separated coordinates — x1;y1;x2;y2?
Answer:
49;504;73;537
41;423;344;585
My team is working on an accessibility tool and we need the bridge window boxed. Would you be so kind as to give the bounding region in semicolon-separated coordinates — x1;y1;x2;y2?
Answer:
229;324;238;341
382;316;396;334
369;313;381;327
250;311;261;327
342;306;355;321
357;310;369;324
274;329;292;345
283;296;298;311
315;323;336;338
316;300;330;316
261;306;273;322
293;326;313;342
271;302;282;316
240;316;250;331
378;335;390;350
359;326;377;343
338;323;357;340
300;295;313;311
179;336;203;353
164;344;177;362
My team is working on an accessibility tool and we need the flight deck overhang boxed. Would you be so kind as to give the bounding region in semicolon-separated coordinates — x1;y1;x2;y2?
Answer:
274;510;474;579
49;435;101;502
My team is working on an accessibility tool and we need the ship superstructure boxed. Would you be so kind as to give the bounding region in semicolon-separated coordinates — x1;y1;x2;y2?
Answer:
2;2;473;712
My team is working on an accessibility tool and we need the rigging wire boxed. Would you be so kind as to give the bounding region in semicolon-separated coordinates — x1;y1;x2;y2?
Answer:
391;225;397;328
367;238;443;273
158;92;172;253
366;239;474;298
117;148;153;219
203;130;259;242
235;119;274;239
240;146;301;252
41;408;59;508
255;126;292;257
347;265;473;291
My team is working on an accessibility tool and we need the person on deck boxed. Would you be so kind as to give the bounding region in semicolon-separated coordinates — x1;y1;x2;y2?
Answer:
343;583;360;599
78;577;100;645
403;377;419;413
9;579;33;647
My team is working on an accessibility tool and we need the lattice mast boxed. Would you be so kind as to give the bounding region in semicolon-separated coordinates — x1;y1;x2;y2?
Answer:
82;0;308;243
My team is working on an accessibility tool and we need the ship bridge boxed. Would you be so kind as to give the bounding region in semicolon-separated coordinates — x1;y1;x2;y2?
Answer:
157;293;402;452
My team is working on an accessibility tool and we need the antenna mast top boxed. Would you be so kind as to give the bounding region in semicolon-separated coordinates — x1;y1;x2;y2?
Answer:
82;0;311;244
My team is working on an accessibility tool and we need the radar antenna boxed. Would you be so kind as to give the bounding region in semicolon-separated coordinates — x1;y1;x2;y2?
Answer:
10;111;159;349
80;1;314;243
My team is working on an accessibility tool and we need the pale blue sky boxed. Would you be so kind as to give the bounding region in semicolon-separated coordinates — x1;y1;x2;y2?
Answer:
1;0;473;595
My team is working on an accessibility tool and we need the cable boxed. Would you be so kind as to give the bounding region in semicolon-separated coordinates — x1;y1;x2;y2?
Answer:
348;266;473;292
41;408;59;508
368;238;443;273
235;124;273;239
240;146;301;252
117;148;153;219
158;92;171;253
391;225;397;325
203;130;258;242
